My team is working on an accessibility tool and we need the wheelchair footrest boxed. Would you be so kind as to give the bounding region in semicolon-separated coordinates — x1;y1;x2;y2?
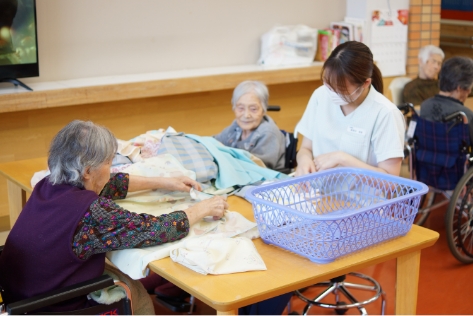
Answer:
154;295;192;313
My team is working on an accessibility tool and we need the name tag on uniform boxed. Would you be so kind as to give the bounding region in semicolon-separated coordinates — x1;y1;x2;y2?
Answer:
347;126;366;136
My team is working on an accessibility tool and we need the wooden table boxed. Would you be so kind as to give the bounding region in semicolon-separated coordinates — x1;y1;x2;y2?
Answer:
0;157;47;227
0;157;439;315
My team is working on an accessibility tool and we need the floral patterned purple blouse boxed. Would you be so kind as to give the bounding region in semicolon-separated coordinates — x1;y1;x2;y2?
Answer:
72;173;189;260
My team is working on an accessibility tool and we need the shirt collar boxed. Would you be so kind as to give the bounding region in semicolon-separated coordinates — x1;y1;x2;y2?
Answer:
434;94;464;106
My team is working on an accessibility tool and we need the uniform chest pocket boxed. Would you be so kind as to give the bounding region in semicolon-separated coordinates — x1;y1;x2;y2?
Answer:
340;132;369;162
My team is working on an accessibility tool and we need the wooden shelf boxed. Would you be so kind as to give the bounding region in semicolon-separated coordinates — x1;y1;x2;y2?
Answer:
0;63;323;114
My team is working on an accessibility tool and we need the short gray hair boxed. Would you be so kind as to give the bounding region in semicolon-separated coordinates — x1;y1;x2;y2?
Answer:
418;45;445;64
439;56;473;92
231;81;269;112
48;120;117;187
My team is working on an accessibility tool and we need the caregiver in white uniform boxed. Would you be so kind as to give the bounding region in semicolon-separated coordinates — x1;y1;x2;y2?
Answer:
296;41;406;177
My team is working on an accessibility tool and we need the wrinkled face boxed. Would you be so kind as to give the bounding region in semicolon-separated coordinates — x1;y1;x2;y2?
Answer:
85;158;112;194
421;54;443;79
233;93;265;133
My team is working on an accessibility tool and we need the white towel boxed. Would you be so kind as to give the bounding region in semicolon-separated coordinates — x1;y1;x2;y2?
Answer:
170;235;266;275
107;210;259;279
89;285;126;305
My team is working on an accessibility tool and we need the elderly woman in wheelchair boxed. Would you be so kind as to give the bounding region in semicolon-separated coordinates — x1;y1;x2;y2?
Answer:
0;120;227;314
400;56;473;264
214;80;287;170
420;56;473;140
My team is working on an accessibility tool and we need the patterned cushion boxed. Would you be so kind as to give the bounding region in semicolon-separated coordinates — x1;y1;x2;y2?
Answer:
157;135;218;183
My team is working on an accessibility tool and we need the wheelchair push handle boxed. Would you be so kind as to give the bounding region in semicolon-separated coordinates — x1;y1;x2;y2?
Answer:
397;103;415;115
443;111;469;124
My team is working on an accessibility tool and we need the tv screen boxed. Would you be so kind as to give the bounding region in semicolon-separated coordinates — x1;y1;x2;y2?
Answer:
0;0;39;89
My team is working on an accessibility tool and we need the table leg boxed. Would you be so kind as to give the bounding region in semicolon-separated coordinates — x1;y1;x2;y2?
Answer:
395;250;421;315
7;180;26;228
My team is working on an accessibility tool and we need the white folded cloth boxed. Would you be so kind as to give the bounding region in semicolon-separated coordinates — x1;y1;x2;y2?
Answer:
31;169;50;188
89;285;126;305
170;235;266;275
107;210;259;279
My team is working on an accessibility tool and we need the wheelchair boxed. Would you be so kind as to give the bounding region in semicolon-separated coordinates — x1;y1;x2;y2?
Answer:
0;246;133;315
267;105;298;174
398;103;473;264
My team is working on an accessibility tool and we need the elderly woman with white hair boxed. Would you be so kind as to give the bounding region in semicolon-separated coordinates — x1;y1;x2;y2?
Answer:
0;120;227;314
214;80;286;170
402;45;445;105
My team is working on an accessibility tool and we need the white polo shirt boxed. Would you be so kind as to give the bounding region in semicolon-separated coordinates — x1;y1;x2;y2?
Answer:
297;85;405;167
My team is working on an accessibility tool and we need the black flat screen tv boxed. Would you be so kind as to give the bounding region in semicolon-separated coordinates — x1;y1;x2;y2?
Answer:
0;0;39;91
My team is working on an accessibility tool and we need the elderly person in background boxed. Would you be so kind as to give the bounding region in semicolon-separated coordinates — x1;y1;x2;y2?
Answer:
214;80;286;170
0;120;227;314
402;45;445;105
421;56;473;141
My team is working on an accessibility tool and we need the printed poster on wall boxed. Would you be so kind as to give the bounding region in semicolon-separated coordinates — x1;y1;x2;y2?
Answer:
370;9;409;77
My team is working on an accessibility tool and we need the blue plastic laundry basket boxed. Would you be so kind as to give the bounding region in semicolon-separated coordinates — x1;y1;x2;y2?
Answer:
245;168;428;263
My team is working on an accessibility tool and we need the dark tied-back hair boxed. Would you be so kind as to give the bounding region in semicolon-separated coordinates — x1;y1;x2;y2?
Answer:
322;41;384;96
439;56;473;93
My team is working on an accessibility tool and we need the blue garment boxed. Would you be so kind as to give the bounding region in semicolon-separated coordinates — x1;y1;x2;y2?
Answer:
186;135;288;189
239;292;293;315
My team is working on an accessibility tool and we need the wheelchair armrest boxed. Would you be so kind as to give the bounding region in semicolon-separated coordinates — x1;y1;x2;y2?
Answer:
6;275;115;315
267;105;281;111
397;103;415;115
443;111;469;124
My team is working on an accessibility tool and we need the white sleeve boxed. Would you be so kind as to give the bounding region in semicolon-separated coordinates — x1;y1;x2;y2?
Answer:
372;107;406;163
295;88;321;140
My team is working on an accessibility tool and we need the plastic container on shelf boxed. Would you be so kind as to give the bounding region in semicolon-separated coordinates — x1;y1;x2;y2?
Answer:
245;167;428;263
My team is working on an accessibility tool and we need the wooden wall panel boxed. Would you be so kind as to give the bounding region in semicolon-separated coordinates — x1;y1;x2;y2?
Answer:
440;22;473;60
0;80;320;220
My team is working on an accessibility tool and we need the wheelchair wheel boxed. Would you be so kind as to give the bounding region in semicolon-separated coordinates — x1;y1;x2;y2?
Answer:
446;167;473;264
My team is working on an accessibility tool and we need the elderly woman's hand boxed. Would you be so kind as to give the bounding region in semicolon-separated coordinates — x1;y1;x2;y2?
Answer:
128;175;201;193
161;176;202;192
184;196;228;226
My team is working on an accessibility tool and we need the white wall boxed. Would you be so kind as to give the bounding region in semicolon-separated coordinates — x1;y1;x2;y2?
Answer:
28;0;346;82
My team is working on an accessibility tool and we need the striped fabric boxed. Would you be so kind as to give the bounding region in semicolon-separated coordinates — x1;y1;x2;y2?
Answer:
157;135;218;183
414;115;470;190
